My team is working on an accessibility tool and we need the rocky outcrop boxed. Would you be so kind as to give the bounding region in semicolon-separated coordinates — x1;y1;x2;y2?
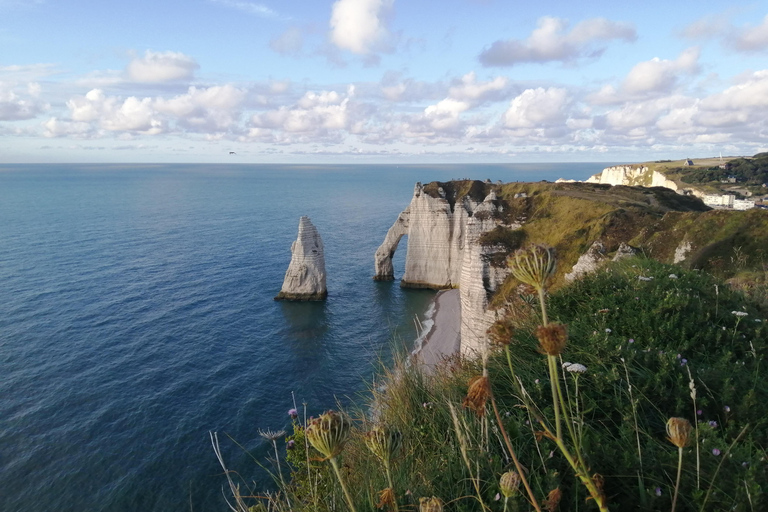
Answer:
565;241;607;281
275;216;327;301
375;182;511;355
586;165;680;191
374;182;472;288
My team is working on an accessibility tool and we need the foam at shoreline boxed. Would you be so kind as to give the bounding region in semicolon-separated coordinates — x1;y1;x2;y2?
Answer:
412;289;462;372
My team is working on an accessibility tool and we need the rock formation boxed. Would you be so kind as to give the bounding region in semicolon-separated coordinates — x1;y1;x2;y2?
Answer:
374;182;511;355
586;165;681;191
275;216;327;301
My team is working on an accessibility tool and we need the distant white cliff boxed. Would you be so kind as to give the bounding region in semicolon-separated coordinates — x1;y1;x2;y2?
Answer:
584;165;682;191
275;216;328;301
374;182;512;356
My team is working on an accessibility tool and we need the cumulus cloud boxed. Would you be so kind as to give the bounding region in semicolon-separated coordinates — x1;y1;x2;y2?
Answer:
503;87;570;128
448;72;509;103
622;47;700;95
0;81;47;120
66;89;163;133
249;86;357;142
329;0;393;55
154;85;247;131
479;16;636;67
126;50;199;83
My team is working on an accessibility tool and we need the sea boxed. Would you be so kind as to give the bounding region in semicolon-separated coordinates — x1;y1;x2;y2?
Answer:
0;163;608;512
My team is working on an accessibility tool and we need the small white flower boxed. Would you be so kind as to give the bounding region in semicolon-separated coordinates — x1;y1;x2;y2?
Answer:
668;274;678;279
638;276;653;281
564;362;587;373
755;319;763;322
732;311;748;317
605;328;612;333
562;362;572;368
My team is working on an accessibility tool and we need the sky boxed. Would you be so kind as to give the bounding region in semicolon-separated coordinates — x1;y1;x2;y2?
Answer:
1;0;767;163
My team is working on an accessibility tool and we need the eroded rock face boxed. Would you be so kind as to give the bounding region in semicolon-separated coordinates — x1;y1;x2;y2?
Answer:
587;166;680;191
275;216;327;301
565;241;607;281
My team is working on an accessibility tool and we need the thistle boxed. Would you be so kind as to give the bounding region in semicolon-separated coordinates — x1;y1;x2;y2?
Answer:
508;245;557;292
419;496;444;512
305;410;357;512
666;417;692;512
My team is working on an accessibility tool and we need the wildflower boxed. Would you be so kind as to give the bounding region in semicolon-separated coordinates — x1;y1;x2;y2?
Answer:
712;448;721;456
534;379;540;384
638;276;653;281
669;274;678;279
697;409;702;415
494;493;500;501
508;245;557;291
666;417;692;448
258;429;286;441
499;470;522;498
463;375;491;417
364;425;403;466
732;311;748;317
305;410;351;460
286;440;295;450
419;496;444;512
605;328;612;333
724;405;731;413
655;487;662;496
708;420;718;428
288;408;298;419
680;359;687;366
628;338;635;343
565;362;587;373
536;323;568;356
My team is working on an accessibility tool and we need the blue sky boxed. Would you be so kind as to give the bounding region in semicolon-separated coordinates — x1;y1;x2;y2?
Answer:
1;0;767;163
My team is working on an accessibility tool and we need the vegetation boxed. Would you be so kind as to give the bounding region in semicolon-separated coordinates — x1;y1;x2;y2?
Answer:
215;255;766;511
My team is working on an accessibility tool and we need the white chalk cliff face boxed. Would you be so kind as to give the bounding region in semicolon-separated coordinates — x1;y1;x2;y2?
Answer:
275;216;327;301
375;183;510;355
585;165;690;194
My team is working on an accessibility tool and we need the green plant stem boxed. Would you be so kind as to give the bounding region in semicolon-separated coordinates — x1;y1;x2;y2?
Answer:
272;439;291;508
547;355;562;441
671;447;683;512
329;457;358;512
490;393;543;512
384;462;399;512
699;425;750;512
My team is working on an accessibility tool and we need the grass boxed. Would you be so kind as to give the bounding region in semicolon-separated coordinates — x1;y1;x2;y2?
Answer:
215;255;767;511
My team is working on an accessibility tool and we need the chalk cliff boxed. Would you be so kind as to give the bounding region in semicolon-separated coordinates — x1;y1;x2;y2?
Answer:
275;216;328;301
375;182;512;355
585;165;681;191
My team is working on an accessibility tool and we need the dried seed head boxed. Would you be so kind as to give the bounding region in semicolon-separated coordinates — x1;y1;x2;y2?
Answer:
536;323;568;356
666;417;692;448
462;375;491;417
419;496;444;512
488;321;515;346
499;470;521;498
508;245;557;291
543;487;562;511
364;425;402;466
305;410;351;460
376;487;397;511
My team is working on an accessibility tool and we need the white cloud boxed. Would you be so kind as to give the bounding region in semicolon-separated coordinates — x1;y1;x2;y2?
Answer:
479;16;636;67
503;87;570;128
66;89;163;134
701;70;768;111
42;117;93;138
126;50;199;83
154;85;246;131
726;14;768;53
329;0;393;55
622;47;700;95
249;86;356;141
448;72;508;103
0;80;47;120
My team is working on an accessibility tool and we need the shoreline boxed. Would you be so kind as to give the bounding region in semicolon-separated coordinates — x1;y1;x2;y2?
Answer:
413;289;462;372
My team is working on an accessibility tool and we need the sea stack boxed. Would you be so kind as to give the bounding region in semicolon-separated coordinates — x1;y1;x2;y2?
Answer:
275;216;328;301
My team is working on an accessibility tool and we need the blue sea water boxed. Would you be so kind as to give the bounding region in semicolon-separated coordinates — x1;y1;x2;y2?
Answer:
0;163;607;512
